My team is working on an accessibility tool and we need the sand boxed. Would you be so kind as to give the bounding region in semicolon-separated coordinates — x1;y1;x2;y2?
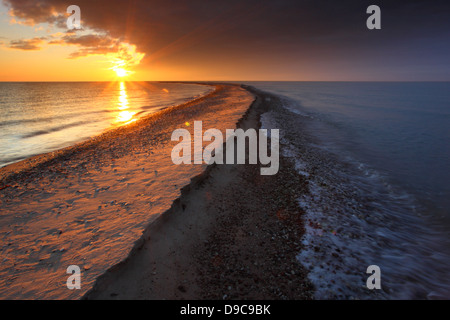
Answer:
0;84;253;299
84;85;313;300
0;83;313;300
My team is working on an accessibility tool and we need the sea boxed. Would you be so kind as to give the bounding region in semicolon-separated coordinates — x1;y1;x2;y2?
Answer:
246;81;450;299
0;81;213;167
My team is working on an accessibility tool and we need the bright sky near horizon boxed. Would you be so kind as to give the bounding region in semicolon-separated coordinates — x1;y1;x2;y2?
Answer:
0;3;145;81
0;0;449;81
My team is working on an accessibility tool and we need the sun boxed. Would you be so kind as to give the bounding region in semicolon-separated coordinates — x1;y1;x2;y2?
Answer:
114;67;129;77
110;59;133;78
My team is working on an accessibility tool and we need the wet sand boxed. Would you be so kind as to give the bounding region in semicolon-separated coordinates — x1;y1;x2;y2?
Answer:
0;83;313;300
0;84;254;299
84;85;314;300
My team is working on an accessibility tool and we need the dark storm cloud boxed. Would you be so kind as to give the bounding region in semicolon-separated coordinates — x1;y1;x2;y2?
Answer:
3;0;450;79
4;1;448;50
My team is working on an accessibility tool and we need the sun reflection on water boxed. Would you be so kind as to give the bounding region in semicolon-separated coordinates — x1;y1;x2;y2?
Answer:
115;82;136;125
118;82;129;110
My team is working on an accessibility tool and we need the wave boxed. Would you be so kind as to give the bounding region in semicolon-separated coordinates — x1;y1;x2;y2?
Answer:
259;93;450;300
0;109;116;127
21;120;97;139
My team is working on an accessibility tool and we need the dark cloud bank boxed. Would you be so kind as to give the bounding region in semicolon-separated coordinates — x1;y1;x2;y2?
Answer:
3;0;450;80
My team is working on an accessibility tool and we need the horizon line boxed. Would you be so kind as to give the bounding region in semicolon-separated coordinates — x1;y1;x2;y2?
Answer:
0;80;449;83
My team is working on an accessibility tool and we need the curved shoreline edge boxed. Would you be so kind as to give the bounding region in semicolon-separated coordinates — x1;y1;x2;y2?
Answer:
81;84;256;299
0;83;219;184
0;83;313;299
0;83;257;299
83;84;314;300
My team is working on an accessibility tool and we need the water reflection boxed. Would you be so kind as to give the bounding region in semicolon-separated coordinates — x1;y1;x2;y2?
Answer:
118;82;129;110
115;82;136;125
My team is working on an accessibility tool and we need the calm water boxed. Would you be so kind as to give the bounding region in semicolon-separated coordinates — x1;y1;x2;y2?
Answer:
248;81;450;299
0;82;213;167
249;82;450;221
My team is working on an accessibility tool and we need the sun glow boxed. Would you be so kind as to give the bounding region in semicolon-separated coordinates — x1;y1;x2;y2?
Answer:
114;67;130;77
103;43;145;79
110;58;133;78
117;110;136;123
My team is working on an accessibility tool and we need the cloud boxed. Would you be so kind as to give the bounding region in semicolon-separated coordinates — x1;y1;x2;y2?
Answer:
62;34;117;48
4;1;449;54
9;37;47;50
1;1;268;64
5;0;65;26
4;1;149;68
3;0;450;79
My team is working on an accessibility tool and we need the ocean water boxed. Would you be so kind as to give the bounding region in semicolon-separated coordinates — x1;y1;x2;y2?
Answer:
0;82;213;167
248;82;450;299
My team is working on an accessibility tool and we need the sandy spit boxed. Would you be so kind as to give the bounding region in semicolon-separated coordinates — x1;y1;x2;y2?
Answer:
0;84;254;299
84;85;314;300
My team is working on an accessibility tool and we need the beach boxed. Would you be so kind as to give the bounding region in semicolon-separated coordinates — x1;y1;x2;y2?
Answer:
1;0;449;304
0;82;315;300
1;83;280;299
84;85;314;300
3;81;447;300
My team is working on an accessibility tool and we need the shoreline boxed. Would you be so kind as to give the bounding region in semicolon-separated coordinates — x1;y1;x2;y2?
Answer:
0;82;218;178
0;83;255;299
84;85;314;300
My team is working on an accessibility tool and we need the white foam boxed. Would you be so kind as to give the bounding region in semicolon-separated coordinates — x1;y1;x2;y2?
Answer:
260;93;450;299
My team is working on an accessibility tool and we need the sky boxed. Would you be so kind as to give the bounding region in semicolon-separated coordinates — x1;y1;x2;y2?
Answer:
0;0;449;81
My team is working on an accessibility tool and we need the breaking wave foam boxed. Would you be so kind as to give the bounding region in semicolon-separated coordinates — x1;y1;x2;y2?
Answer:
260;96;450;300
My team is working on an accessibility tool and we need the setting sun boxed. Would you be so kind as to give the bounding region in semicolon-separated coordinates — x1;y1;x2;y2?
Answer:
109;55;138;78
114;67;130;77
